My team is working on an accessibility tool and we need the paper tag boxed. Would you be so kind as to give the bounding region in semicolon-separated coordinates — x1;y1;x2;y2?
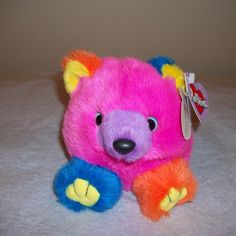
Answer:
185;72;195;84
184;73;208;123
179;88;192;140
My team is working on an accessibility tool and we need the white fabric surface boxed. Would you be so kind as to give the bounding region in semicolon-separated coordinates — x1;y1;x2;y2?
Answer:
0;75;236;236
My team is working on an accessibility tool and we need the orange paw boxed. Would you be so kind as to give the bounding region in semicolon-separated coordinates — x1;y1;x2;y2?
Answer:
133;158;197;221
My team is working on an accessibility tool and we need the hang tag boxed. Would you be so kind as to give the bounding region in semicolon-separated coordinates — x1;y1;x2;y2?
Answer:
179;88;192;140
185;72;195;84
184;73;208;123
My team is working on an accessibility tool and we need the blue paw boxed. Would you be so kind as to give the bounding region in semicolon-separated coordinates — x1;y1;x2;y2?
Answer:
53;157;122;212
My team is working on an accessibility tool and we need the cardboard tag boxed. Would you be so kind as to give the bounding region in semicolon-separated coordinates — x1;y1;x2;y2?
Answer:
179;88;192;140
185;72;195;84
184;73;208;123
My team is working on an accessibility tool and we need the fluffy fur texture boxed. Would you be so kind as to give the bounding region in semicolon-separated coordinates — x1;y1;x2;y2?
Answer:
53;50;198;220
148;56;175;74
54;158;122;212
61;50;102;76
62;56;193;190
133;157;197;221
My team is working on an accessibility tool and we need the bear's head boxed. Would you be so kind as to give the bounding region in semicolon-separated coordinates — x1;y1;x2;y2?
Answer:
61;50;193;188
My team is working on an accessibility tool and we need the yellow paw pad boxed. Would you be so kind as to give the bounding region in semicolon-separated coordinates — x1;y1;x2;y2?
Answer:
65;178;100;207
160;187;187;212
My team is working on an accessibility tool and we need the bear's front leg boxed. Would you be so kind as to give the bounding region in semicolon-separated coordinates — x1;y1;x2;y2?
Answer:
54;158;122;212
133;158;197;221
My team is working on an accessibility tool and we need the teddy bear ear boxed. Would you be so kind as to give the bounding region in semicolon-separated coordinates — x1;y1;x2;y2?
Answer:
61;50;102;94
147;56;185;90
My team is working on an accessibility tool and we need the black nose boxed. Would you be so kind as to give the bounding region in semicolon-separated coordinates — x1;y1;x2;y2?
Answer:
113;139;136;154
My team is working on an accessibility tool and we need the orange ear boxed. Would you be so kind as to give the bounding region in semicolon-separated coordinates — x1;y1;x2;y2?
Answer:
61;50;102;94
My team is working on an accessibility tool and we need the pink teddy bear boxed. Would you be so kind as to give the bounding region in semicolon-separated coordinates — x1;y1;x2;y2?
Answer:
54;50;197;221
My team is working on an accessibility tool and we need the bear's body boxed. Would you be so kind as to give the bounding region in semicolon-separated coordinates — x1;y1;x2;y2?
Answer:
54;51;197;221
63;57;193;190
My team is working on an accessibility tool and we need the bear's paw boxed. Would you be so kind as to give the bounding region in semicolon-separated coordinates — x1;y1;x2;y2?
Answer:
160;187;187;212
66;178;100;207
53;157;122;212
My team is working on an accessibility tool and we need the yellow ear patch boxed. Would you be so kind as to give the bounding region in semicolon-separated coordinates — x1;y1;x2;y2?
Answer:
162;64;185;90
64;60;89;94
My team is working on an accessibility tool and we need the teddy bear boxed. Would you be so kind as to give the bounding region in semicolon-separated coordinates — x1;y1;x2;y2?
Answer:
53;50;199;221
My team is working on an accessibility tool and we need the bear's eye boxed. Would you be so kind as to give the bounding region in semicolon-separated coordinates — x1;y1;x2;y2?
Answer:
147;117;158;131
96;112;103;126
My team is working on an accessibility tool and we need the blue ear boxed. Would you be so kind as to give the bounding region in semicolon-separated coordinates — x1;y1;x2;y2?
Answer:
147;56;175;74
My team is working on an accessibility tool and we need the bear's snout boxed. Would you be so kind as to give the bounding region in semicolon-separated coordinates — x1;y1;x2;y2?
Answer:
98;110;152;163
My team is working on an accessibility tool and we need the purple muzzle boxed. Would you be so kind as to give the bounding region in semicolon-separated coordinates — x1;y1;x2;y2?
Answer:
98;110;152;163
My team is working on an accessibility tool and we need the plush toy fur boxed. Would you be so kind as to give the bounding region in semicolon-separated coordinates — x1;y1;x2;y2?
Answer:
133;158;197;220
54;50;197;221
54;158;122;212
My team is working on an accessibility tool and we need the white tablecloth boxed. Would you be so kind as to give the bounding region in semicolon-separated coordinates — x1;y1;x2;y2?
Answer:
0;75;235;236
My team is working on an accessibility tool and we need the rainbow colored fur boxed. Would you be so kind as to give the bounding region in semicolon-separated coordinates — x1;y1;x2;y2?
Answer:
54;50;197;221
